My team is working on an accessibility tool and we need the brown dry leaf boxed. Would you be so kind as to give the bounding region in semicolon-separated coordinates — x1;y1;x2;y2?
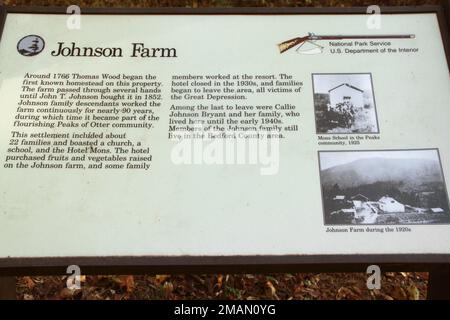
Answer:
336;287;358;300
59;287;75;299
417;272;429;280
155;274;170;285
265;281;279;300
311;275;321;285
390;286;407;300
112;275;135;293
125;275;135;293
351;286;362;295
217;274;223;289
385;272;397;278
23;294;34;300
336;287;350;299
22;276;35;289
113;294;125;300
371;289;394;300
191;275;205;285
163;281;174;299
111;276;123;285
407;284;420;300
301;287;321;298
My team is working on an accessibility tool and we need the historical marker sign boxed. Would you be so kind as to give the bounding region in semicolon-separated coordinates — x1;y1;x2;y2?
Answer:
0;6;449;273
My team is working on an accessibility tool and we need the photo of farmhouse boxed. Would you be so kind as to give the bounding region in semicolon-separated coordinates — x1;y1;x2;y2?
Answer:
312;73;379;134
319;150;450;225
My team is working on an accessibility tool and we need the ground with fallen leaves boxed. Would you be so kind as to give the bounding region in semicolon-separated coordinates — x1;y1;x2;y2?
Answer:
2;0;444;8
17;272;428;300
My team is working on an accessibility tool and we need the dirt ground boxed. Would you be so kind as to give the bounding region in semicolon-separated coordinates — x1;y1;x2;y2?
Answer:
17;272;428;300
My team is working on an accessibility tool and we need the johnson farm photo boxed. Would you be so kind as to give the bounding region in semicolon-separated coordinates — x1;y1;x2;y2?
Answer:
319;149;450;225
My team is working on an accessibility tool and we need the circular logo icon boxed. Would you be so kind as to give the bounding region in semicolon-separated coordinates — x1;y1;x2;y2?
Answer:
17;35;45;56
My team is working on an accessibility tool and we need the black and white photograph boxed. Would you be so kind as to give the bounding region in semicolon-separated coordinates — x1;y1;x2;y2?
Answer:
312;73;379;134
319;149;450;225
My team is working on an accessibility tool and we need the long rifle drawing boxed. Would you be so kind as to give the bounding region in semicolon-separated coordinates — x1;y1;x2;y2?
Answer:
278;33;415;54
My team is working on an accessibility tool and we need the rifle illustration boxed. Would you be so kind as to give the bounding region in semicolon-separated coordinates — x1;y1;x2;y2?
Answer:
278;33;415;54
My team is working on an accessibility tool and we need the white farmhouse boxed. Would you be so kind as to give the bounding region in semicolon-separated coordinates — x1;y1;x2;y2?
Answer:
328;83;364;110
351;194;369;209
378;196;405;213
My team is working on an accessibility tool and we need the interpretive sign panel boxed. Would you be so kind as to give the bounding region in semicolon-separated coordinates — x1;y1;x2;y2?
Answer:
0;6;449;273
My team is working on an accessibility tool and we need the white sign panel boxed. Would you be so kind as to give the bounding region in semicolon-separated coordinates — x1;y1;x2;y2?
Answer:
0;9;449;263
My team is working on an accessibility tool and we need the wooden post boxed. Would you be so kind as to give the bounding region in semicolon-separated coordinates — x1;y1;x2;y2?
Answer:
0;276;16;300
444;0;450;33
428;269;450;300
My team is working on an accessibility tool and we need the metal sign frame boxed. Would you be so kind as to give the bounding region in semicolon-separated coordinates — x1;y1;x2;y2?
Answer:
0;6;449;284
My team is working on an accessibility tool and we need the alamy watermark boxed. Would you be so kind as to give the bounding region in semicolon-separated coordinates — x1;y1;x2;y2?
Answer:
367;5;382;30
170;126;280;176
66;5;81;30
367;265;381;290
66;265;81;290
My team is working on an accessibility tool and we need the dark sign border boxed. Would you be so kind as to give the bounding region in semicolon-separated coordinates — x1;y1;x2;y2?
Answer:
0;5;449;276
